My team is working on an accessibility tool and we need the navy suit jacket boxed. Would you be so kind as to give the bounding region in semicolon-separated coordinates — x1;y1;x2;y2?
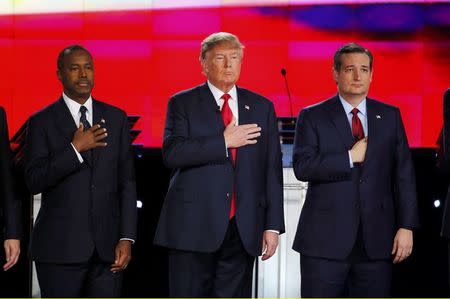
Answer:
292;95;419;260
0;107;22;240
24;98;137;263
154;83;285;257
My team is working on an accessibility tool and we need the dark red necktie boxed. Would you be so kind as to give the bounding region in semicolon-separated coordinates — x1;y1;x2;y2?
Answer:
351;108;365;141
221;93;236;219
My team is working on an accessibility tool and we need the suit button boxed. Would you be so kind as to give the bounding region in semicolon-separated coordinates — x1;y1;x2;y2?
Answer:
359;179;363;184
91;184;95;189
226;193;230;198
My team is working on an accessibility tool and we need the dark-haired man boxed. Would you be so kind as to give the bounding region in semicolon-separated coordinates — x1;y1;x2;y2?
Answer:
292;43;419;297
25;45;137;297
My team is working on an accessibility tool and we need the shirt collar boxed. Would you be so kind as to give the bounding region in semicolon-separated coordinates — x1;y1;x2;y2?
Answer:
207;81;238;106
62;92;93;116
339;94;367;117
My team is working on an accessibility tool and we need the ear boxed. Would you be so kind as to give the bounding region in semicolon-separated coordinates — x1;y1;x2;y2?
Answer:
369;68;373;83
332;67;339;84
200;59;208;76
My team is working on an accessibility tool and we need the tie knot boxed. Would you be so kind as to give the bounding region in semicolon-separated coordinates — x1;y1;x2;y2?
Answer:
80;106;88;115
351;108;359;116
221;93;231;102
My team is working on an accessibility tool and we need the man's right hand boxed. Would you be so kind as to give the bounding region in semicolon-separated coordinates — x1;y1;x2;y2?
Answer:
224;118;261;148
350;137;368;163
72;123;108;152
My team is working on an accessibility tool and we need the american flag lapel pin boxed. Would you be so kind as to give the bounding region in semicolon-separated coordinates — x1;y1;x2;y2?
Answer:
245;105;250;110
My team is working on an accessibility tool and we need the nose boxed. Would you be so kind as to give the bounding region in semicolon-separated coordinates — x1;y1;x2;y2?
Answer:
224;57;231;68
353;69;361;80
80;67;87;78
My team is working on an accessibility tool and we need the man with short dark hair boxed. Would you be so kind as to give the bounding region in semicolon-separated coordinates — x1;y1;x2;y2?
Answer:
154;32;285;297
25;45;137;297
292;43;419;297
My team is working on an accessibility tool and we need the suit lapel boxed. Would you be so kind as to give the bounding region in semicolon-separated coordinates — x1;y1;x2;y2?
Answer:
326;96;354;150
199;83;225;133
53;97;78;139
362;98;379;168
92;99;104;167
235;87;252;171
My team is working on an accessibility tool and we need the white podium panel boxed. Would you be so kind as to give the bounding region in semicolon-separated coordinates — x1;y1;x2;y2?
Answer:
256;167;306;298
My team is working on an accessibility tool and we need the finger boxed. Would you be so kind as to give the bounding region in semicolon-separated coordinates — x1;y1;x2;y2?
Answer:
94;128;107;137
94;133;108;141
229;118;236;127
78;123;84;131
245;139;258;145
240;124;259;129
88;124;102;132
245;128;262;135
246;132;261;139
391;239;398;255
93;142;108;148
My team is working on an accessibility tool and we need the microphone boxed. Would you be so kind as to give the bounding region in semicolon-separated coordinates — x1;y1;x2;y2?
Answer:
281;68;293;117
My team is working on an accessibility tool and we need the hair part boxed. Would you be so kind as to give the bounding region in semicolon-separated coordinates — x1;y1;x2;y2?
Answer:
200;32;244;60
57;45;92;71
333;42;373;71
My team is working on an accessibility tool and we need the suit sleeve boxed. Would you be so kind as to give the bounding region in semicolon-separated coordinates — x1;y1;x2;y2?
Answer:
264;103;285;234
162;96;228;169
0;108;22;239
441;89;450;170
24;115;82;195
394;108;420;229
292;108;351;182
117;112;137;240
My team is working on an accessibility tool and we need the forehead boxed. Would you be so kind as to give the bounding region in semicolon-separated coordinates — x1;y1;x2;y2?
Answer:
339;53;370;67
63;50;92;65
207;42;241;56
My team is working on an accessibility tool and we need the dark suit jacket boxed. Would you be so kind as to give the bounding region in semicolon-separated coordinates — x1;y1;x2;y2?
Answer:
154;83;284;257
0;107;22;240
292;95;419;260
24;98;137;264
440;89;450;238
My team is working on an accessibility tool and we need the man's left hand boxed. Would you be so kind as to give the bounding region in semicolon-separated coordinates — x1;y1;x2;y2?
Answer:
111;240;132;273
3;239;20;271
392;228;413;264
261;231;279;261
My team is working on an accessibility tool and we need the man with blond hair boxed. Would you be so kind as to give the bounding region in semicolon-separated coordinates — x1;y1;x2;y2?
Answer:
155;32;285;297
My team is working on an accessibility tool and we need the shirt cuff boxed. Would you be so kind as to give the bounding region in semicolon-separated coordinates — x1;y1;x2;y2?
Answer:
120;238;135;244
348;150;354;168
71;143;84;163
265;230;279;234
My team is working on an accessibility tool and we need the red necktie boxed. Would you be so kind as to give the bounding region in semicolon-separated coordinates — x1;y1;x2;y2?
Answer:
351;108;365;141
221;93;236;219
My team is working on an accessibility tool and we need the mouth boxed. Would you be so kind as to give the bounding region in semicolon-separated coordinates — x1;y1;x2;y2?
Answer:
77;81;90;87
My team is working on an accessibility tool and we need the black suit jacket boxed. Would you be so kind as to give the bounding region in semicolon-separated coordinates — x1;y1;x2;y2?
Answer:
0;107;22;240
154;83;285;257
24;98;137;263
292;95;419;260
440;89;450;238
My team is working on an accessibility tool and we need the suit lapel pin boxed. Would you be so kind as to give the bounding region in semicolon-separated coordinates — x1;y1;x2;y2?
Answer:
376;115;381;119
245;105;250;110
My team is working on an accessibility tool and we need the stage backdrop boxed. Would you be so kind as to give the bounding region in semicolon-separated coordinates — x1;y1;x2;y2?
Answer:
0;1;449;147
